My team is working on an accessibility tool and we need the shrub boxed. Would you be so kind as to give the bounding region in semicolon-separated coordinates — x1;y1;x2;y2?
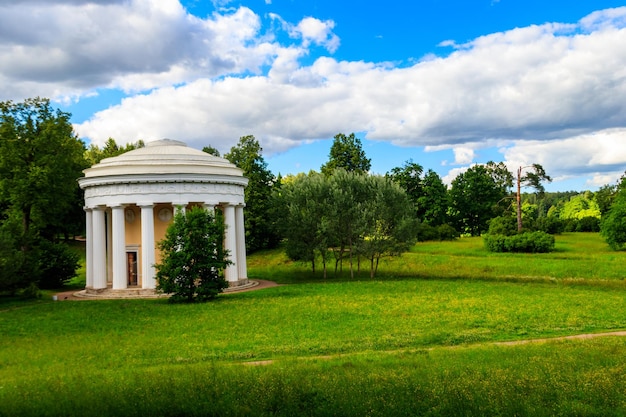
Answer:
436;224;459;241
575;216;600;232
533;216;564;234
36;240;80;289
416;223;440;242
484;231;555;253
416;223;459;241
487;216;517;236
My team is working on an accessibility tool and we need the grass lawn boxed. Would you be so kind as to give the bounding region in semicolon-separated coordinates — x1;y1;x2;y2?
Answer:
1;233;625;416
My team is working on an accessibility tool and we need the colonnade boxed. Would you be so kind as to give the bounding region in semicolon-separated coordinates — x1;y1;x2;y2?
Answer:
84;202;247;292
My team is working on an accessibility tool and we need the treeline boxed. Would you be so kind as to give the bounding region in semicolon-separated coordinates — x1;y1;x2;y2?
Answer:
3;98;626;294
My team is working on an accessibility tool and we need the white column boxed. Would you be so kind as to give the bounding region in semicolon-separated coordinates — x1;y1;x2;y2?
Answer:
223;204;238;284
111;205;127;290
235;204;248;280
106;209;112;283
92;206;107;289
85;208;93;289
140;204;156;289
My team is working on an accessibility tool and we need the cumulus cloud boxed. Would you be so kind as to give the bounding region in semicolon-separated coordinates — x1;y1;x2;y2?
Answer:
0;0;303;101
3;1;626;186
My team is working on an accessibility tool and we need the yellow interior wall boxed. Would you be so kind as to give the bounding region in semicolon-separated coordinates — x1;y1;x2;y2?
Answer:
153;204;175;264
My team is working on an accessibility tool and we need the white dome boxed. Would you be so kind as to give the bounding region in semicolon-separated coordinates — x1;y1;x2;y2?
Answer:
79;139;248;207
81;139;244;180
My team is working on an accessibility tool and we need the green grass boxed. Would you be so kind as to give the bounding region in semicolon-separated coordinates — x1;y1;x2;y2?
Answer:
1;232;626;416
249;233;626;285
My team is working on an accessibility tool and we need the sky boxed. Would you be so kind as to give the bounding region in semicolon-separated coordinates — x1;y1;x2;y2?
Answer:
2;1;626;191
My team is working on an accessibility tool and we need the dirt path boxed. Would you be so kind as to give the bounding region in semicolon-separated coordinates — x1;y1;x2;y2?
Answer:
242;330;626;366
494;330;626;345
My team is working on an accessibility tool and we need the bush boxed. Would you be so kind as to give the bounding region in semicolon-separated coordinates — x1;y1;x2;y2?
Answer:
416;223;440;242
487;216;517;236
36;240;80;289
484;231;555;253
436;224;459;241
575;216;601;232
416;223;459;241
533;216;564;234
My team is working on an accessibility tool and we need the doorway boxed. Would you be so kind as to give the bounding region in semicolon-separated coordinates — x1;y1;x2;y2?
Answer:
127;251;138;286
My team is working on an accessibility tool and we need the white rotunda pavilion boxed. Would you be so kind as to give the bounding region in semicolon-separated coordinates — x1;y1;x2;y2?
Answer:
78;139;249;295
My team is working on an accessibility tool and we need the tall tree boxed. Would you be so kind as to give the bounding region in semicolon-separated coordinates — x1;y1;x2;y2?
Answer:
225;135;280;253
600;189;626;250
449;164;509;236
0;98;85;292
515;164;552;232
418;169;449;226
321;133;371;175
279;172;332;277
358;175;415;278
0;98;85;242
386;160;423;217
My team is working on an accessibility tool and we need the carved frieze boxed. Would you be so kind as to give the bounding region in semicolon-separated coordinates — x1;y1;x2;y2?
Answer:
84;182;244;199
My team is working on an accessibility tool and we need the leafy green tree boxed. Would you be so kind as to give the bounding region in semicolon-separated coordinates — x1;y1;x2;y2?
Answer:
514;164;552;231
84;138;145;165
600;190;626;250
387;160;423;216
387;160;423;202
418;169;449;226
595;184;617;215
0;98;86;240
281;170;415;279
225;135;280;253
202;145;220;157
560;193;601;220
326;169;371;277
0;98;85;292
279;172;332;277
449;164;509;236
358;175;416;278
155;207;230;302
321;133;371;175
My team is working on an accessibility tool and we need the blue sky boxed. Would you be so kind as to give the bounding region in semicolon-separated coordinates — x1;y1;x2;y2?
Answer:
2;1;626;191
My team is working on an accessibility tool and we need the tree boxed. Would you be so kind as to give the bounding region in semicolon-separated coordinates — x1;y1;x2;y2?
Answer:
155;207;230;302
449;164;509;236
202;145;220;157
281;170;415;279
321;133;371;175
386;160;423;217
84;138;145;165
514;164;552;232
358;175;416;278
225;135;280;253
418;169;449;226
279;172;332;277
0;98;85;292
601;192;626;250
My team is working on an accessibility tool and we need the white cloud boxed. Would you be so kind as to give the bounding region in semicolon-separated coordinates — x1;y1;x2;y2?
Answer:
4;1;626;185
452;147;476;165
500;128;626;182
0;1;297;100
